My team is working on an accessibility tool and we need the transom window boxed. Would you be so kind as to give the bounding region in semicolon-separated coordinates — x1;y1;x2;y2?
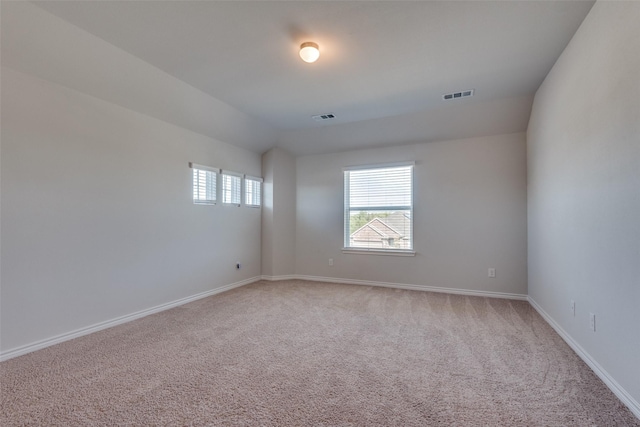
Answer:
245;176;262;207
190;163;218;205
344;163;414;253
222;171;242;205
190;162;262;209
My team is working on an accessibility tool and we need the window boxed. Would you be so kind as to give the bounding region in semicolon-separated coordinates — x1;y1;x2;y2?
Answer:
222;171;242;205
245;176;263;207
190;163;218;205
344;163;414;253
190;164;259;208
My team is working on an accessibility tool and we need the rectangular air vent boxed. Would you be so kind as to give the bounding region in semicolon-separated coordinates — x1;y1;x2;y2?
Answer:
442;89;474;101
312;113;336;121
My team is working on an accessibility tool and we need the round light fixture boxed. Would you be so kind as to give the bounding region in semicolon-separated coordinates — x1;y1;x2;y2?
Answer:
299;42;320;63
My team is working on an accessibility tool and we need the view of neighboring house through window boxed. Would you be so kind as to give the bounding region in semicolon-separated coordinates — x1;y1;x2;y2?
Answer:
344;163;414;251
222;171;242;205
191;163;218;205
245;176;262;207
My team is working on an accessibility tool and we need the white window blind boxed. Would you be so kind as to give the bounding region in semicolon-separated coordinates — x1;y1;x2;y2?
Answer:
222;171;242;205
344;163;414;251
190;163;218;205
245;176;262;207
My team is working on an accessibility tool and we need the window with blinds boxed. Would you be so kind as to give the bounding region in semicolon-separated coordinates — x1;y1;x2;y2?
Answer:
222;171;242;205
190;163;218;205
245;176;262;207
344;163;414;252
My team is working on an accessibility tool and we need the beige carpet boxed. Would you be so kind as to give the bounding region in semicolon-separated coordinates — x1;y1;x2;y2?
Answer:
1;280;638;426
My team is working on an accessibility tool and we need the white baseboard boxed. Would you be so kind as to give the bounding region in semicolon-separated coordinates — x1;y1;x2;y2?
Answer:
262;274;528;301
261;274;298;281
0;276;262;362
528;296;640;420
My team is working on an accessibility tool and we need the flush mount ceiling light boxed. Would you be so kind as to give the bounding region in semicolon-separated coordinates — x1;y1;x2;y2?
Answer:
299;42;320;63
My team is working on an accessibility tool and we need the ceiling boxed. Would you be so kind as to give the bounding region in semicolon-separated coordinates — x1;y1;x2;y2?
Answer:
18;1;595;154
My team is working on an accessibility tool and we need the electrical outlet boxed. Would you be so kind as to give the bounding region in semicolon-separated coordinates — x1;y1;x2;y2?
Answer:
488;268;496;278
590;313;596;331
570;300;575;316
329;258;334;266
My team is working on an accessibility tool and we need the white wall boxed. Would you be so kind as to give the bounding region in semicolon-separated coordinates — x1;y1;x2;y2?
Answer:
261;148;296;277
527;1;640;409
295;133;528;296
0;68;262;353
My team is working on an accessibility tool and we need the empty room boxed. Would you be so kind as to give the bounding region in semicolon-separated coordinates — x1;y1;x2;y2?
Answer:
1;1;638;425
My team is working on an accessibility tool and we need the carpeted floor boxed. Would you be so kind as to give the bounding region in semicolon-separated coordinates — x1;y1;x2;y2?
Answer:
1;280;638;426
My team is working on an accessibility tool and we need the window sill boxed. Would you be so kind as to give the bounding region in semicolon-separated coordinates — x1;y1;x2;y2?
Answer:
341;248;416;257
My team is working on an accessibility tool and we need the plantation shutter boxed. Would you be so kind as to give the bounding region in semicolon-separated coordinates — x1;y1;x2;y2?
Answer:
245;176;263;207
222;171;242;205
190;163;218;205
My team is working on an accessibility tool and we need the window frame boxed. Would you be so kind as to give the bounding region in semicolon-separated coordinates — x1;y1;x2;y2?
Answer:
343;161;416;256
190;162;219;205
244;175;263;208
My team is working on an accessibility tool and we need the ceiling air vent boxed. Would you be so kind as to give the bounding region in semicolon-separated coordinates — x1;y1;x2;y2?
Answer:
442;89;474;101
312;113;336;121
